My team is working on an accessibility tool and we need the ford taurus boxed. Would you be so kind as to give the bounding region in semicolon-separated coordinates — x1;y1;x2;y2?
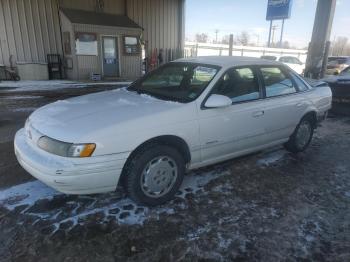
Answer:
14;57;332;206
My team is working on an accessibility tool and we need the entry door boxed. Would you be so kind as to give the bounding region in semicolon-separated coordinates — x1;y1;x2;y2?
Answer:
102;37;119;77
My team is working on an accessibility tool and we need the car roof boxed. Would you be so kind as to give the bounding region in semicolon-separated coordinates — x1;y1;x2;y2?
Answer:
174;56;281;67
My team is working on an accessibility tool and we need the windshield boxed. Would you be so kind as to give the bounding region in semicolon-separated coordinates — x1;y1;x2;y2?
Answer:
128;63;220;103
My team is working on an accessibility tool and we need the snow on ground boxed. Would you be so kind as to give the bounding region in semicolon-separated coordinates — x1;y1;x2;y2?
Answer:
0;167;229;232
11;107;37;112
0;144;290;235
0;80;132;91
0;180;60;210
2;95;43;99
256;149;289;167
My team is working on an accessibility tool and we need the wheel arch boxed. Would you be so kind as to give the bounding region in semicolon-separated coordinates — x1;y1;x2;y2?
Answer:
302;110;318;128
118;135;191;187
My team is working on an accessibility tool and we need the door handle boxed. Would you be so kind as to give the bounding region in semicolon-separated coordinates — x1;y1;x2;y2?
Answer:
252;110;264;118
296;102;304;107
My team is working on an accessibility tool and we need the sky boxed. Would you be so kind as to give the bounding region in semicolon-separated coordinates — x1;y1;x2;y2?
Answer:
185;0;350;49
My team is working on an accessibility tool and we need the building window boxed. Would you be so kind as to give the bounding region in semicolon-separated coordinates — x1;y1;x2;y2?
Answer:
75;32;98;56
123;36;140;55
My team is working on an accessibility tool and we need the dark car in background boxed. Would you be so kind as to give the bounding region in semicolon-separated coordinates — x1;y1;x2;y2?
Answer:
323;66;350;115
326;56;350;75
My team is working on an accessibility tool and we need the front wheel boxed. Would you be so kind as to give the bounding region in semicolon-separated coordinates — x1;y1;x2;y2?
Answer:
124;144;185;206
284;116;315;153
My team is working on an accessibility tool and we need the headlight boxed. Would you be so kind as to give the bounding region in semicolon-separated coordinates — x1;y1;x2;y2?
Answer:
37;136;95;157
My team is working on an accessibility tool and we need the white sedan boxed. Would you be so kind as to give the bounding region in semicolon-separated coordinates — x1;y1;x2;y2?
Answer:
261;55;305;75
14;57;332;206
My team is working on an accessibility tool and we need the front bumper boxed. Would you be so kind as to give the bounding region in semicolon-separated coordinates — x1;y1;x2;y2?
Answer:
14;129;128;194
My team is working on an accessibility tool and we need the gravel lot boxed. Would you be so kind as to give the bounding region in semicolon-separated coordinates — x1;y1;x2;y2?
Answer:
0;84;349;261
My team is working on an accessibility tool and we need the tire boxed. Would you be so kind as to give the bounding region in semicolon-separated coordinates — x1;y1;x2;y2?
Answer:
124;144;185;206
284;116;315;153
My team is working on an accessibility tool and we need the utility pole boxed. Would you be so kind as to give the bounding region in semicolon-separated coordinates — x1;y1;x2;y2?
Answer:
215;29;219;44
305;0;337;79
271;25;278;47
267;20;273;47
279;19;285;48
229;34;233;56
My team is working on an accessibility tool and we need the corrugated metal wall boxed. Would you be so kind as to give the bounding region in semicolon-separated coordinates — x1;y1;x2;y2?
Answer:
0;0;185;78
0;0;62;66
127;0;184;53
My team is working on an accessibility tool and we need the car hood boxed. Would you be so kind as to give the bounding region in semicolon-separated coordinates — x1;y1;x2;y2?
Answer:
28;88;192;142
323;75;350;84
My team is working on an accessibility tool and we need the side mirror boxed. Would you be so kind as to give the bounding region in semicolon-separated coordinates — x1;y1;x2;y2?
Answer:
204;94;232;108
334;71;339;76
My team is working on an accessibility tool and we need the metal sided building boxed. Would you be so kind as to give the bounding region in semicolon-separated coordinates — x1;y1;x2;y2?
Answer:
0;0;185;80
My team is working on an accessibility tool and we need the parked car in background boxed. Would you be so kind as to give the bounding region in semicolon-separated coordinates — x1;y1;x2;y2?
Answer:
15;57;332;206
323;66;350;115
261;55;305;75
326;56;350;75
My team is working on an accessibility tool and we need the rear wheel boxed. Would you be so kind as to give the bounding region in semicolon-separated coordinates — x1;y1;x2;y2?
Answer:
284;116;314;153
124;144;185;206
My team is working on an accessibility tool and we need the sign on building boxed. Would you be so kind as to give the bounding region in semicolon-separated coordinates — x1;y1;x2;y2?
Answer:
266;0;293;20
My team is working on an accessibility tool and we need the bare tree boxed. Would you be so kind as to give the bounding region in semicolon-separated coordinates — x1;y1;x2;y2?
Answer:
221;35;231;45
236;31;250;46
195;33;209;43
281;41;290;49
332;37;349;56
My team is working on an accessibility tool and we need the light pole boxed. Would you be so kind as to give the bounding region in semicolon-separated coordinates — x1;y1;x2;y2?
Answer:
215;29;219;43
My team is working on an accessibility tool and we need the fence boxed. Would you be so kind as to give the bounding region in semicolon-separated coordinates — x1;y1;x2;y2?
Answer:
184;42;308;63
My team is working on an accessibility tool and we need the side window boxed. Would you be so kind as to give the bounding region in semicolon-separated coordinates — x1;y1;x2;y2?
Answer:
260;67;297;97
290;73;309;91
279;57;287;63
213;67;260;103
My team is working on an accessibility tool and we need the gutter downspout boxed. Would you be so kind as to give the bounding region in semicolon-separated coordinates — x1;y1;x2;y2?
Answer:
124;0;128;16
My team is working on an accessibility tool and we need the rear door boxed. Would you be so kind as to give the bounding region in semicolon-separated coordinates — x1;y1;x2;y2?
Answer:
257;66;308;143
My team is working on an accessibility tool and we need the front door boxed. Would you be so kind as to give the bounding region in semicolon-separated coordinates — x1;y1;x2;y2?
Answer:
102;36;119;77
198;67;266;163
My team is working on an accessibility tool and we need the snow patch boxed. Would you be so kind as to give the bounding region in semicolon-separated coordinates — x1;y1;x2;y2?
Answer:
0;80;132;91
257;149;288;166
2;95;43;99
0;180;60;210
11;107;37;112
177;168;230;198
